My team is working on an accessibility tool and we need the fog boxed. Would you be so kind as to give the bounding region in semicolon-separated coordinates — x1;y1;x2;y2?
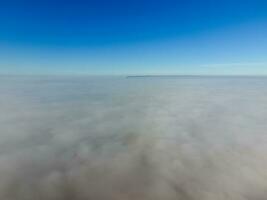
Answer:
1;75;267;200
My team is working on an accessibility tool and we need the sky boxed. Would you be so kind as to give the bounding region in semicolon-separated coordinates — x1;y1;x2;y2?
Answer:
0;0;267;75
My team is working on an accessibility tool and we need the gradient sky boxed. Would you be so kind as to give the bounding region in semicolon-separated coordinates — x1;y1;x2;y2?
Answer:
0;0;267;75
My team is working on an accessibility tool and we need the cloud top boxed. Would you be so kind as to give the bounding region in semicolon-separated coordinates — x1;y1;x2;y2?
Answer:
0;76;267;200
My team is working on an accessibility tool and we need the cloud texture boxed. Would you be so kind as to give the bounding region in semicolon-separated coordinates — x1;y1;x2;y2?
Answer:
0;75;267;200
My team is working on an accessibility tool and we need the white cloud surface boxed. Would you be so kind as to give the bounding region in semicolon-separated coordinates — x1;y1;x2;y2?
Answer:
0;75;267;200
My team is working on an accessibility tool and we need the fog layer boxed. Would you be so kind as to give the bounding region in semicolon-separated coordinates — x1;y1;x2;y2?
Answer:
1;76;267;200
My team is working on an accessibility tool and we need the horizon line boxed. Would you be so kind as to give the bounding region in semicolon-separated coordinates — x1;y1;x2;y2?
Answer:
2;73;267;78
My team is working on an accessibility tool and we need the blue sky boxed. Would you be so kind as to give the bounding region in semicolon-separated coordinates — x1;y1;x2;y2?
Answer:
0;0;267;75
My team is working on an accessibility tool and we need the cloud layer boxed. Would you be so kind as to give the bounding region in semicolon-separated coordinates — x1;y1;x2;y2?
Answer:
0;76;267;200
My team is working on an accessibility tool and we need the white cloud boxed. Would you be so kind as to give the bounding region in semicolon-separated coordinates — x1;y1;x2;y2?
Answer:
0;75;267;199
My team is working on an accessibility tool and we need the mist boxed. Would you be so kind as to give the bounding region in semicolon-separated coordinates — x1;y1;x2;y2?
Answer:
1;75;267;200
